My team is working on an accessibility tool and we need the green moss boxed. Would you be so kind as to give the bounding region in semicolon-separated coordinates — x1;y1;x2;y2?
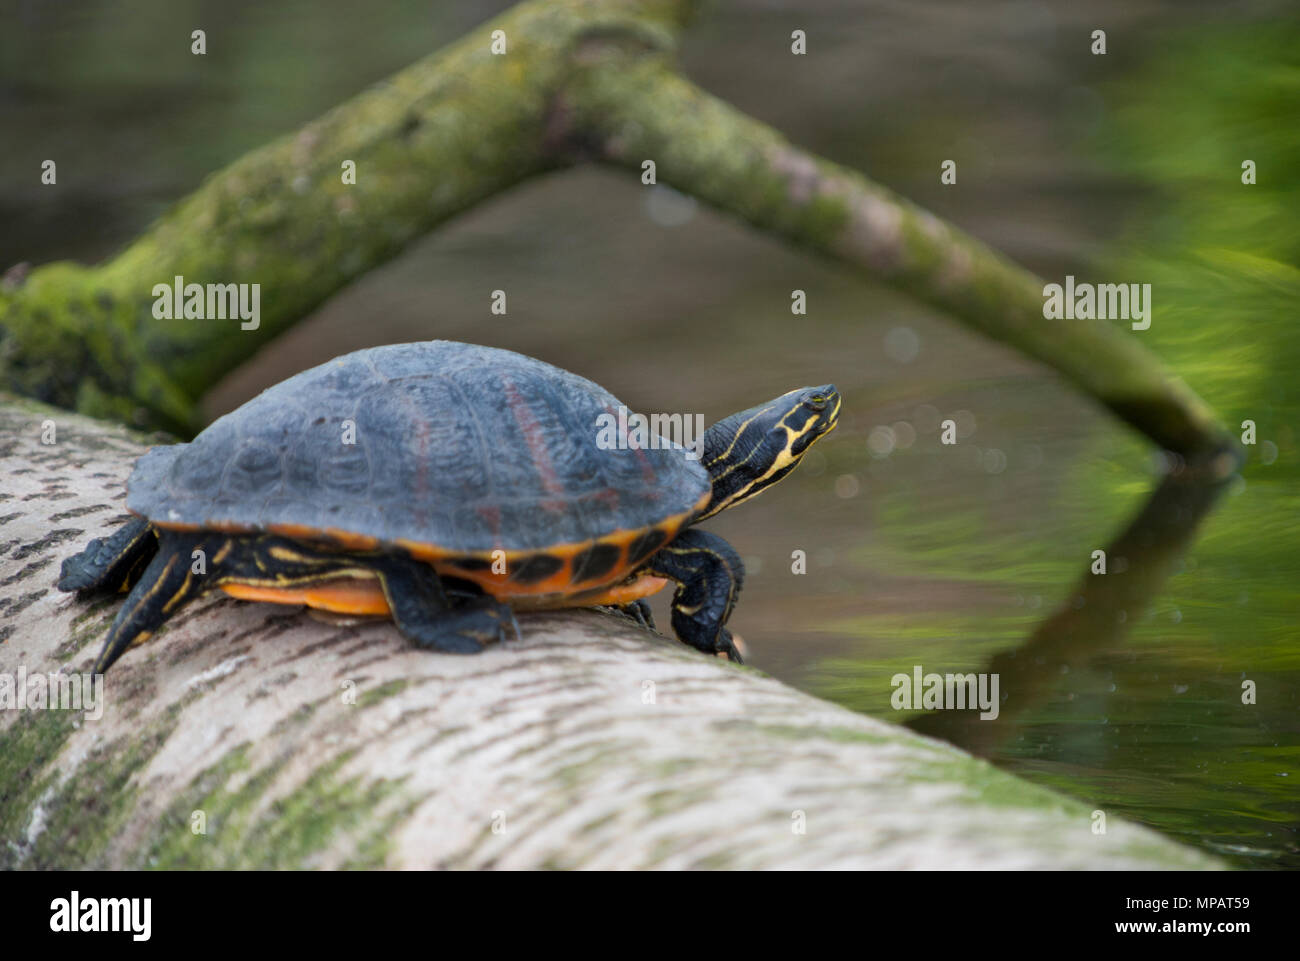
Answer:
141;744;258;868
0;709;79;866
797;187;853;247
908;750;1080;813
357;677;409;707
753;722;891;746
240;751;402;868
341;797;421;870
896;210;948;280
4;700;186;869
0;693;418;870
546;743;636;791
899;730;1221;867
143;744;410;869
647;757;703;778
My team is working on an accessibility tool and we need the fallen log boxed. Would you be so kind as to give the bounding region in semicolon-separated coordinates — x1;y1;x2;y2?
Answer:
0;396;1221;869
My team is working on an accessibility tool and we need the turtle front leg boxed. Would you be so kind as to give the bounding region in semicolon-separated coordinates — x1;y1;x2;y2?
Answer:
644;528;745;663
58;516;158;594
90;530;217;674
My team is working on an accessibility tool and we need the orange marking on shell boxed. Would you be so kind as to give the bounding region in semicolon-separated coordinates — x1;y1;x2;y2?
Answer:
260;523;379;550
153;519;252;533
266;522;325;540
322;527;380;550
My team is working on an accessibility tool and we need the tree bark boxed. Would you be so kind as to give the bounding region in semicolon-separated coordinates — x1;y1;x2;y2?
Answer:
0;395;1222;869
0;0;1233;459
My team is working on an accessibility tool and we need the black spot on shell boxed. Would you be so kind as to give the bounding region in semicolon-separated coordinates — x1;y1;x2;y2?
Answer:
627;528;667;565
572;543;620;584
510;554;564;585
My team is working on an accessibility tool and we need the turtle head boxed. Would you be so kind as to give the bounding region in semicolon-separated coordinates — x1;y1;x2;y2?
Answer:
696;385;840;520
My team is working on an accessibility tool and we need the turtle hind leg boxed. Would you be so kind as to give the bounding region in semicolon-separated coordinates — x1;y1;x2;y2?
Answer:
92;531;210;674
372;555;516;654
644;528;745;663
58;517;157;594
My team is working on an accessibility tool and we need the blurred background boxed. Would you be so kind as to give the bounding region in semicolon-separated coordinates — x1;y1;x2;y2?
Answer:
3;0;1296;866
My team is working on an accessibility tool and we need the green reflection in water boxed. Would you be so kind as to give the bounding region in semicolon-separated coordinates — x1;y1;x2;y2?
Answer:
808;21;1300;867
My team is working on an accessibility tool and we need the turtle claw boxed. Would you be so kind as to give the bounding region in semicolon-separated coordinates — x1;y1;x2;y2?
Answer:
626;600;657;630
419;598;518;653
56;517;156;594
410;614;484;654
501;605;522;645
606;600;656;631
57;537;106;592
716;628;744;665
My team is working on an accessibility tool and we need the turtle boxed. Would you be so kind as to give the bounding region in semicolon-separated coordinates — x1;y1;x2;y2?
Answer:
58;341;840;673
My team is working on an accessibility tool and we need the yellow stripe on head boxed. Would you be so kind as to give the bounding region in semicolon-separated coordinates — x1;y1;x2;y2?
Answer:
698;385;840;519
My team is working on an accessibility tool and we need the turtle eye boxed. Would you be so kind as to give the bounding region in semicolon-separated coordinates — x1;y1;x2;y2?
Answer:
806;393;827;411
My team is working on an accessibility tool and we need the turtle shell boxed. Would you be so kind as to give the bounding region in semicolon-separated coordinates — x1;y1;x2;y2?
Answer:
128;341;711;593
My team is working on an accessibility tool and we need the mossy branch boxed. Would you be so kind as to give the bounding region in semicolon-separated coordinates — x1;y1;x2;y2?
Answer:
0;0;692;434
566;57;1235;457
0;0;1233;457
0;395;1222;869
